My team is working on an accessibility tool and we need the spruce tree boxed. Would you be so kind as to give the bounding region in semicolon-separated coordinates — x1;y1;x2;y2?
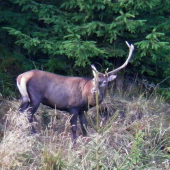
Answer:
1;0;170;97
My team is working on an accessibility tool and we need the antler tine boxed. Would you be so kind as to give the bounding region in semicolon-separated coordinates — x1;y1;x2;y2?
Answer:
108;41;134;75
105;68;108;74
125;41;131;48
91;64;104;74
91;65;99;72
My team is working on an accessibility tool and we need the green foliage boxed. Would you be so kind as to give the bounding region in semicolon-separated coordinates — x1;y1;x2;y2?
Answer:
158;88;170;102
0;45;33;97
0;0;170;97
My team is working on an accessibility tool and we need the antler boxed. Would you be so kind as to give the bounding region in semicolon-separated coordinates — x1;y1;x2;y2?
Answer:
91;41;134;76
91;65;99;73
108;41;134;75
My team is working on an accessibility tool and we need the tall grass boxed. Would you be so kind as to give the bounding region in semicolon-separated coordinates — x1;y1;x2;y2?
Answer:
0;84;170;169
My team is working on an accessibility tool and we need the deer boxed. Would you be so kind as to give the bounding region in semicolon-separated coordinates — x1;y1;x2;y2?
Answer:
17;41;134;140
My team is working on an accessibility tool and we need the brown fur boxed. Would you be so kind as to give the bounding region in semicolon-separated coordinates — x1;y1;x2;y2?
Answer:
17;70;109;140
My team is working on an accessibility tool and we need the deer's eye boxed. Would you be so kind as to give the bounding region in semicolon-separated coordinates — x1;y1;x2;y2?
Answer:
99;80;107;87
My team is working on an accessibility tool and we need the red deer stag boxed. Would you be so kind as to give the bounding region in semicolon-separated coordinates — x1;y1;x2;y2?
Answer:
17;41;134;140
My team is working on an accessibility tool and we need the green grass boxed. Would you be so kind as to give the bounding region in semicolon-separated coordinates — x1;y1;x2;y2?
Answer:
0;86;170;170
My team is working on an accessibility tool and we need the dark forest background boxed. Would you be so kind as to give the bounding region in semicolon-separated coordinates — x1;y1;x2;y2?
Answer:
0;0;170;99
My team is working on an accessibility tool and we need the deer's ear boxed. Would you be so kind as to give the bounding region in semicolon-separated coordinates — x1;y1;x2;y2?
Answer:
107;75;117;82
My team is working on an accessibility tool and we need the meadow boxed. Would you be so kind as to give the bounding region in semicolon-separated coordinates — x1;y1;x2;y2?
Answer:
0;83;170;170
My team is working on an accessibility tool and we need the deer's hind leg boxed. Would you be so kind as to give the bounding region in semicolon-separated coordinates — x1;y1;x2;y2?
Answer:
26;92;41;134
79;111;87;137
19;96;30;113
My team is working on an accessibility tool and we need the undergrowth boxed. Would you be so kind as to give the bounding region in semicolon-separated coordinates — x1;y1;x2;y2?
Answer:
0;85;170;169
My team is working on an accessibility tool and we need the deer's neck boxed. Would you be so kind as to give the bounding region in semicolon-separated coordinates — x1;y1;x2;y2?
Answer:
83;80;106;107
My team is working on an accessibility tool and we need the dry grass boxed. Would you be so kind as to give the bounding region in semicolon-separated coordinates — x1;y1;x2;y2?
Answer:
0;110;36;169
0;88;170;169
